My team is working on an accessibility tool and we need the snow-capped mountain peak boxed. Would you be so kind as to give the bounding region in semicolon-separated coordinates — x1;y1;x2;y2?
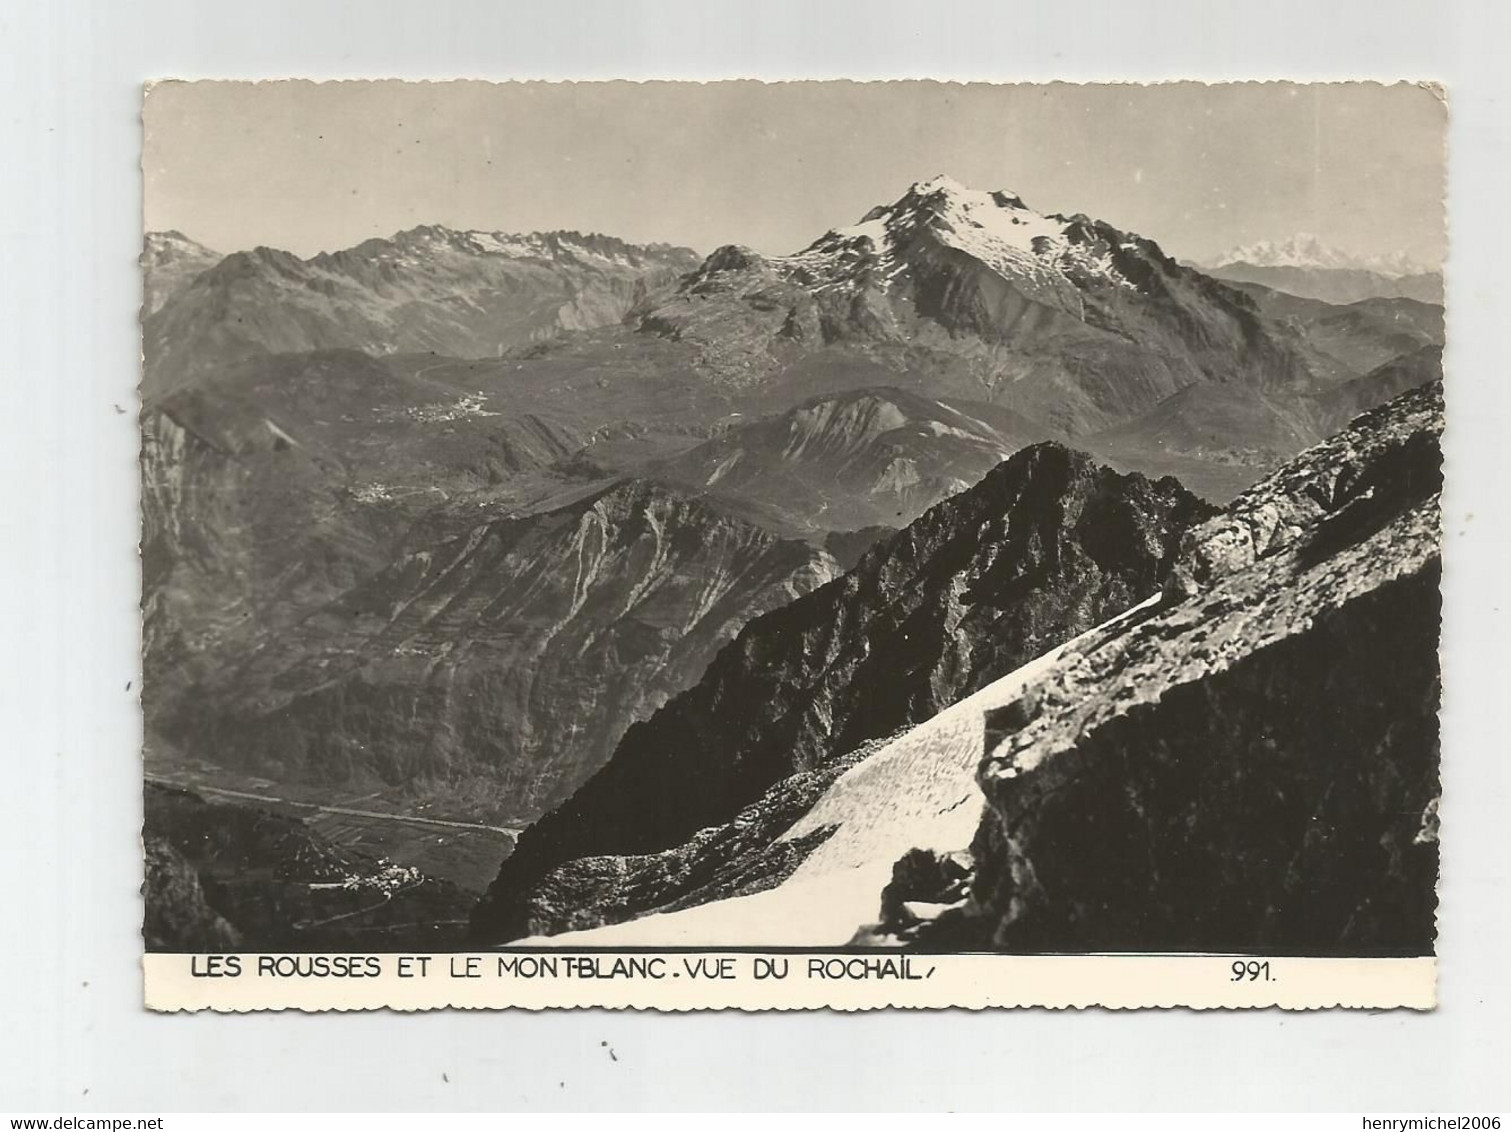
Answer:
910;172;972;195
773;174;1140;296
1206;234;1434;278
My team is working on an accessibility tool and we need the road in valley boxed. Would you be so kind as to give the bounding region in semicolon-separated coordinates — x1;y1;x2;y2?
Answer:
144;773;523;837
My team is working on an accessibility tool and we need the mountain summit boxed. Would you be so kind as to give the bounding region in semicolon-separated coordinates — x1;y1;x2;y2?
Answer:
777;173;1142;301
636;174;1320;437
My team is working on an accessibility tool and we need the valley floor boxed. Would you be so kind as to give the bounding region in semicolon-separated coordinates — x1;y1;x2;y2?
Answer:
144;757;517;893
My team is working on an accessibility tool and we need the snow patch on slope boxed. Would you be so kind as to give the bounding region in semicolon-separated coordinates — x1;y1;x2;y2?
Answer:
528;592;1165;946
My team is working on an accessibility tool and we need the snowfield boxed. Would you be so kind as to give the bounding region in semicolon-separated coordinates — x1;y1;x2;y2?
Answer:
524;592;1165;947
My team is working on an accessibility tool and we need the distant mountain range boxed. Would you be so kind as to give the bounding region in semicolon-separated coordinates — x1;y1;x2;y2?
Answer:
1206;234;1434;277
1196;234;1443;305
143;227;700;392
144;180;1443;507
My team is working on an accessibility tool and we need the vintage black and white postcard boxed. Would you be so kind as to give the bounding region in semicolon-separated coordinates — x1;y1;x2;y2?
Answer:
139;80;1445;1011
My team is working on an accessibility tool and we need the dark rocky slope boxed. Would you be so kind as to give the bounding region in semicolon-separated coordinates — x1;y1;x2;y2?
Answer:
891;382;1443;955
140;348;588;737
143;835;243;952
484;743;882;939
141;345;873;860
162;479;838;825
472;443;1215;941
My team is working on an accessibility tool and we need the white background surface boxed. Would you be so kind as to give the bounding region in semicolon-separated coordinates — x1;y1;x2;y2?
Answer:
2;0;1508;1112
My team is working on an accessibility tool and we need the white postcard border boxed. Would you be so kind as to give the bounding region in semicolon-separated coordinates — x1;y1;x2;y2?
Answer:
144;953;1437;1013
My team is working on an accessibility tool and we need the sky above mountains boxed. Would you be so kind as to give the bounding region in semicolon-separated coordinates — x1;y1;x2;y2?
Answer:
144;80;1446;269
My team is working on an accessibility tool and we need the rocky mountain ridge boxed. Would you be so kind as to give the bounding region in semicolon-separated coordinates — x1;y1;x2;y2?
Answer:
483;382;1443;954
948;381;1443;954
143;227;700;392
472;441;1214;940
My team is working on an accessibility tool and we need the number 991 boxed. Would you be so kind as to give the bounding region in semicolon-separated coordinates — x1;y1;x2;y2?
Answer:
1231;960;1272;981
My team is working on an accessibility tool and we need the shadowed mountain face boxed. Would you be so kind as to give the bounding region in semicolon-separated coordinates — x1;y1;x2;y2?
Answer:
143;227;700;392
472;443;1215;940
154;477;838;825
951;382;1444;956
